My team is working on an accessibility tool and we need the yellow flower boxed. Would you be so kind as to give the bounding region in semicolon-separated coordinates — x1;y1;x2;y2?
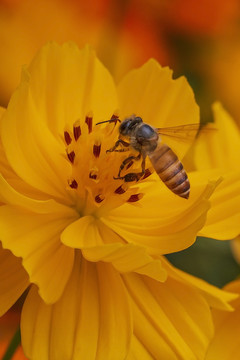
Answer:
192;102;240;239
205;279;240;360
0;43;236;360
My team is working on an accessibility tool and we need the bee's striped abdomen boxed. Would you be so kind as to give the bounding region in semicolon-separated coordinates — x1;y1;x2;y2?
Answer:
148;143;190;199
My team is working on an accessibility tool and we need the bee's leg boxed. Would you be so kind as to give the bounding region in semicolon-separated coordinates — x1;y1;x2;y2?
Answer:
140;154;146;176
106;139;130;153
114;153;147;182
117;153;141;177
114;172;143;182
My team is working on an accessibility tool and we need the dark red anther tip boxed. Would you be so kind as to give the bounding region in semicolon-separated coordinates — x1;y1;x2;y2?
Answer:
127;193;142;202
73;125;81;141
89;172;97;180
95;194;104;203
85;116;93;133
93;144;101;158
114;185;126;194
69;179;78;189
64;131;72;145
67;151;75;163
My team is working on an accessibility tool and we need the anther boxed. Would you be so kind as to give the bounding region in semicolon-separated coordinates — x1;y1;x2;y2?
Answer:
114;185;127;194
69;179;78;189
110;113;120;125
64;131;72;145
95;194;104;203
111;113;119;120
85;115;93;133
67;151;75;163
127;193;143;202
89;172;98;180
73;122;81;141
93;144;101;158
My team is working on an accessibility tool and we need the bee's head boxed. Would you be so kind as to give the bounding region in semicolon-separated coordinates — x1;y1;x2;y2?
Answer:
119;116;143;136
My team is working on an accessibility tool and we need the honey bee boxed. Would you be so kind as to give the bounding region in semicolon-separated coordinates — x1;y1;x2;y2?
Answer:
97;115;202;199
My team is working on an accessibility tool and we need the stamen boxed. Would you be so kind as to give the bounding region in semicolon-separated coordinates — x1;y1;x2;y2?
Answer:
89;168;99;180
127;193;143;202
93;144;101;158
85;115;93;133
114;185;127;194
73;121;81;141
67;151;75;163
110;113;120;125
95;194;104;203
69;179;78;189
89;173;97;180
64;131;72;145
111;113;119;120
142;169;152;179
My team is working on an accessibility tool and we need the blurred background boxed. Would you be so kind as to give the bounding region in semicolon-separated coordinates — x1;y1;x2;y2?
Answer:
1;0;240;357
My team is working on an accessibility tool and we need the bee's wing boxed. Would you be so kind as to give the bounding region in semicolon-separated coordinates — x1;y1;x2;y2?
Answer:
156;123;216;142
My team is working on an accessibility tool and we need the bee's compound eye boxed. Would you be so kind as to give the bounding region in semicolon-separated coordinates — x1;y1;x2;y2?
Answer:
138;124;155;138
119;119;130;135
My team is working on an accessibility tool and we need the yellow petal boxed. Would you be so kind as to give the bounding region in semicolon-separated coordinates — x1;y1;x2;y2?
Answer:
0;243;29;316
126;335;154;360
61;215;103;248
61;216;167;281
27;43;118;133
1;81;72;201
21;254;132;360
1;43;118;200
84;243;167;282
0;205;76;304
193;103;240;239
0;107;20;183
102;175;219;255
123;272;214;360
0;174;79;214
195;102;240;171
162;257;237;311
205;279;240;360
0;107;5;117
117;59;199;160
200;172;240;239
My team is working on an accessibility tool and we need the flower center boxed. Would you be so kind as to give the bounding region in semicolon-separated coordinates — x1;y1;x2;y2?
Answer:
64;113;152;216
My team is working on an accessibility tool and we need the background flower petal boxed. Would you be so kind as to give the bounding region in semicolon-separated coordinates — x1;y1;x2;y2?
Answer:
117;59;199;160
0;205;76;304
21;254;132;360
0;244;29;316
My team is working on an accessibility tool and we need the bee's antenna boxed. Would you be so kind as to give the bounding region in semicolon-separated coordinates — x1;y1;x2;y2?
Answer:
96;118;121;125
